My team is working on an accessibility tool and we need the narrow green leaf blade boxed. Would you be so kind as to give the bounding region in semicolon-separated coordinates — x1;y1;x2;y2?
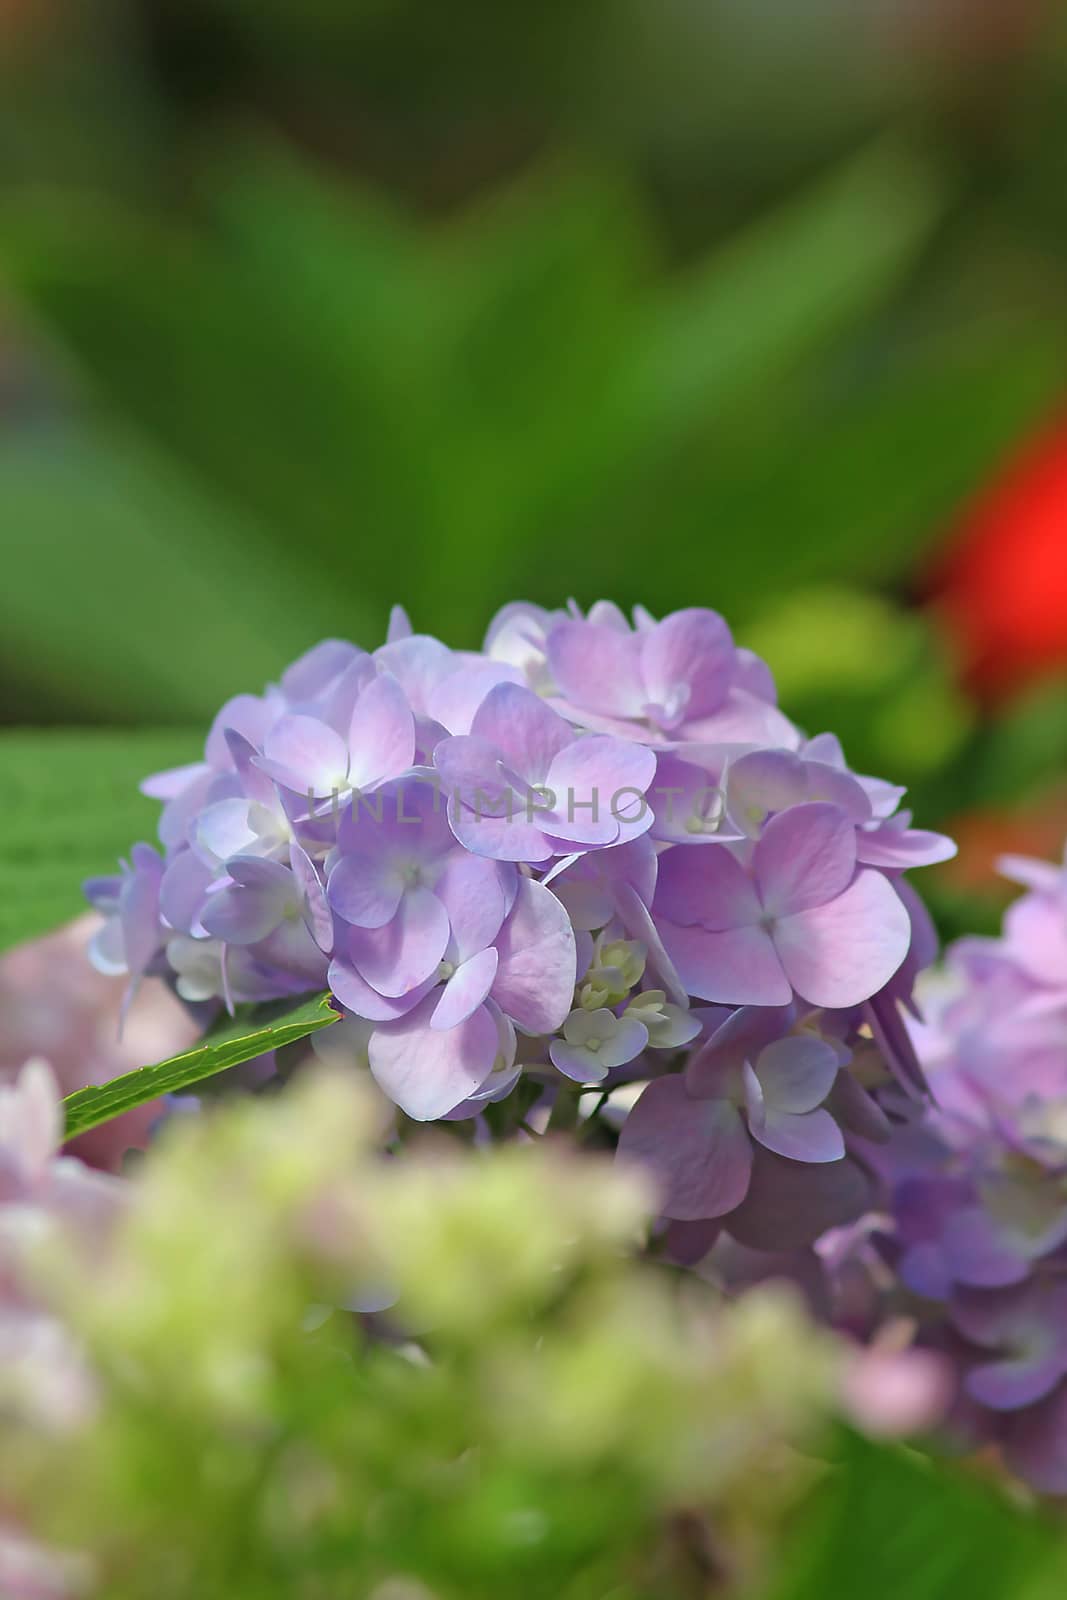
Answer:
62;992;338;1139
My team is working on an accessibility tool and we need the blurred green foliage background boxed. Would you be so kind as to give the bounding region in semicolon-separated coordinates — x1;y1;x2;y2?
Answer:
4;8;1067;1590
2;0;1067;928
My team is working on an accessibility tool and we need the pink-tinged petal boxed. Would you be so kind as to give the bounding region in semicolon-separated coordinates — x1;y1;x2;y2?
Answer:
349;770;454;856
9;1060;62;1173
540;812;620;849
751;1106;845;1164
347;672;416;789
193;798;260;866
445;794;554;863
828;1069;892;1142
546;620;646;720
773;869;910;1009
426;661;524;735
140;761;209;800
281;638;363;701
544;735;656;845
158;767;226;852
205;692;278;769
659;921;791;1006
755;1035;839;1113
613;880;688;1007
587;600;631;631
442;1066;524;1119
1004;891;1067;989
484;601;556;673
490;877;576;1033
222;854;293;891
432;851;509;959
200;885;284;945
160;850;215;934
121;846;164;977
841;1348;953;1438
742;1057;765;1126
347;887;450;997
654;843;761;929
898;1241;953;1301
649;753;735;844
599;1016;649;1070
258;714;349;797
726;1147;872;1250
802;732;845;766
549;1041;608;1084
941;1207;1030;1289
1004;1388;1067;1493
967;1356;1067;1412
290;842;333;954
413;713;449;765
434;734;526;817
662;1218;722;1265
640;608;734;721
200;858;293;944
387;604;413;642
950;1283;1066;1350
996;853;1062;893
373;635;454;716
864;989;929;1096
686;1004;795;1097
469;681;573;783
681;687;801;749
328;956;435;1021
327;852;405;929
617;1075;752;1221
731;648;777;703
310;654;376;732
431;948;499;1030
547;836;659;930
223;728;279;810
728;750;870;837
369;992;498;1120
856;820;957;870
802;760;874;820
87;916;126;975
754;802;857;918
543;699;646;738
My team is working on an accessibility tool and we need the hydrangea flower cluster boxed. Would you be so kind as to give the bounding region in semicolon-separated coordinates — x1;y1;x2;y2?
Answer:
0;1061;119;1598
6;1068;847;1600
854;842;1067;1493
88;600;953;1246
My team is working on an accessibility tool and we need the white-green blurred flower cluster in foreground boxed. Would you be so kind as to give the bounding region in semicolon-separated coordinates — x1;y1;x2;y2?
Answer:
2;1065;838;1600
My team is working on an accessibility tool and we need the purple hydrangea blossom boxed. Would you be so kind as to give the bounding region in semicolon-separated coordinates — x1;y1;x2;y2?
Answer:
827;841;1067;1494
87;601;951;1256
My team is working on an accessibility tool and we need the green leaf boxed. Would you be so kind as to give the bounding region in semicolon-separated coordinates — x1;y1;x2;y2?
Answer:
62;992;338;1139
771;1432;1057;1600
0;727;200;955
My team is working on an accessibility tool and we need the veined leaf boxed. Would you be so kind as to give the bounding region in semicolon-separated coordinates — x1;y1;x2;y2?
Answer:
62;992;338;1139
0;727;200;956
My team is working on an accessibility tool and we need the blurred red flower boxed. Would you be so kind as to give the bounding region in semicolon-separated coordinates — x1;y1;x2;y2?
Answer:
929;411;1067;703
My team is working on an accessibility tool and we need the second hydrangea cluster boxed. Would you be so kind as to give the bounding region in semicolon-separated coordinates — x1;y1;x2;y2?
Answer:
852;842;1067;1492
87;600;954;1248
